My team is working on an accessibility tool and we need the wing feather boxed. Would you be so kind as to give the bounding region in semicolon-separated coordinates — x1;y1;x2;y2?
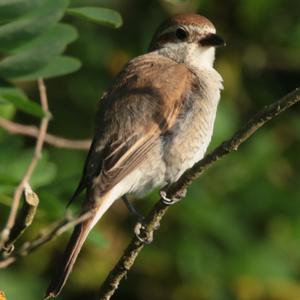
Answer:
72;53;195;199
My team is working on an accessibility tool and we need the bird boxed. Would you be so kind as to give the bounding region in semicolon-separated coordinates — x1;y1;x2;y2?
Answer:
45;13;225;299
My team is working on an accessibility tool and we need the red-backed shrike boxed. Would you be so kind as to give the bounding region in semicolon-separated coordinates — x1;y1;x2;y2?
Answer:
46;13;225;298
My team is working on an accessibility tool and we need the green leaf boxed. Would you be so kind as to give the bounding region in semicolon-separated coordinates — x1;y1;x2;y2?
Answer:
0;102;15;119
14;56;81;81
0;144;57;188
67;7;122;28
0;87;44;117
0;0;41;23
0;0;70;52
13;23;78;53
0;24;78;79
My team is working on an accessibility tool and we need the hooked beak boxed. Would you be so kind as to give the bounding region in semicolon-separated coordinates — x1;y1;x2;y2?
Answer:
200;33;226;47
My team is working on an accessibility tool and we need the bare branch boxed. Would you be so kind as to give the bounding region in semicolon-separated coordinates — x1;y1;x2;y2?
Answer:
0;79;51;250
2;184;39;254
0;117;91;150
0;211;93;269
97;87;300;300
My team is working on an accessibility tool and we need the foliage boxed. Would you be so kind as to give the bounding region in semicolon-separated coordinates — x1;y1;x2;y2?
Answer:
0;0;122;116
0;0;300;300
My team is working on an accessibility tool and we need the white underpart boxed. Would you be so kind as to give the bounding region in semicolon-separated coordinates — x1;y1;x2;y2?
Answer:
186;44;216;69
157;41;216;70
89;169;142;229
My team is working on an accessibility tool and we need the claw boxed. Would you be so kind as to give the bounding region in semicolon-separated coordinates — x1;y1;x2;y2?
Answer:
134;222;153;244
160;189;186;205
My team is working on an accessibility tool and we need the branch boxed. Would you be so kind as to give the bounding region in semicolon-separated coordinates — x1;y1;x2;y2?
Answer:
97;87;300;300
0;79;51;251
0;117;91;150
0;211;93;269
2;184;39;254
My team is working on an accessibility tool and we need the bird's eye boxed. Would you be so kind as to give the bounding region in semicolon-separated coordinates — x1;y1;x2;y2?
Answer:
175;27;188;40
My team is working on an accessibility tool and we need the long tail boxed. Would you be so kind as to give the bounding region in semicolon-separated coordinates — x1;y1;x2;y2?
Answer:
44;192;115;299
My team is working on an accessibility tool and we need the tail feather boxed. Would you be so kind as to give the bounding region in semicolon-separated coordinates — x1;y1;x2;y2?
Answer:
45;217;93;299
44;192;116;299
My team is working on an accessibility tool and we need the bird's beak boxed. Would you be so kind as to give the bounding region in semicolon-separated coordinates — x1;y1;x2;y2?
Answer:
200;33;226;47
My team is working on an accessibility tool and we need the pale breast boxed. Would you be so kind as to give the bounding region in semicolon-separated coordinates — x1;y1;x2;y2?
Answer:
163;67;222;183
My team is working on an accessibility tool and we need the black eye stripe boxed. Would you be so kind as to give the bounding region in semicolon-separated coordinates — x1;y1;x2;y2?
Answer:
152;27;189;48
175;27;188;40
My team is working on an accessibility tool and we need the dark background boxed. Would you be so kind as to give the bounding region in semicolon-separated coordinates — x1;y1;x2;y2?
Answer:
1;0;300;299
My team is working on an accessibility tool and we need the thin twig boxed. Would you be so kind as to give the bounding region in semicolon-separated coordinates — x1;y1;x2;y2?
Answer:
0;117;91;150
97;87;300;300
2;184;39;254
0;210;93;269
0;79;51;250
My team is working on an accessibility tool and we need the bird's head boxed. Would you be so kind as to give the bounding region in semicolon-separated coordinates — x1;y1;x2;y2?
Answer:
149;13;225;69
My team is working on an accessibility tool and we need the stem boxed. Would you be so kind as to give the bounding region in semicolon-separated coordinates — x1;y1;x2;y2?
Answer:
0;79;50;250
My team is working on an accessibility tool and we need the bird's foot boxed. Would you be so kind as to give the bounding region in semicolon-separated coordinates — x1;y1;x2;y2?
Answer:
160;189;187;205
134;222;153;244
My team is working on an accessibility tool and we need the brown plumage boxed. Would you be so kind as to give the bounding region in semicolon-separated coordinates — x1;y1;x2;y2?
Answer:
45;13;224;299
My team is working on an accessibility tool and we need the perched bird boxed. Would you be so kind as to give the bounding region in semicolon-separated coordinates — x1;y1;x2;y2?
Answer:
45;13;225;298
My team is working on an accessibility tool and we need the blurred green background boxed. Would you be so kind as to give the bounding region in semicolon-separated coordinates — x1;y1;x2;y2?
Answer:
0;0;300;299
